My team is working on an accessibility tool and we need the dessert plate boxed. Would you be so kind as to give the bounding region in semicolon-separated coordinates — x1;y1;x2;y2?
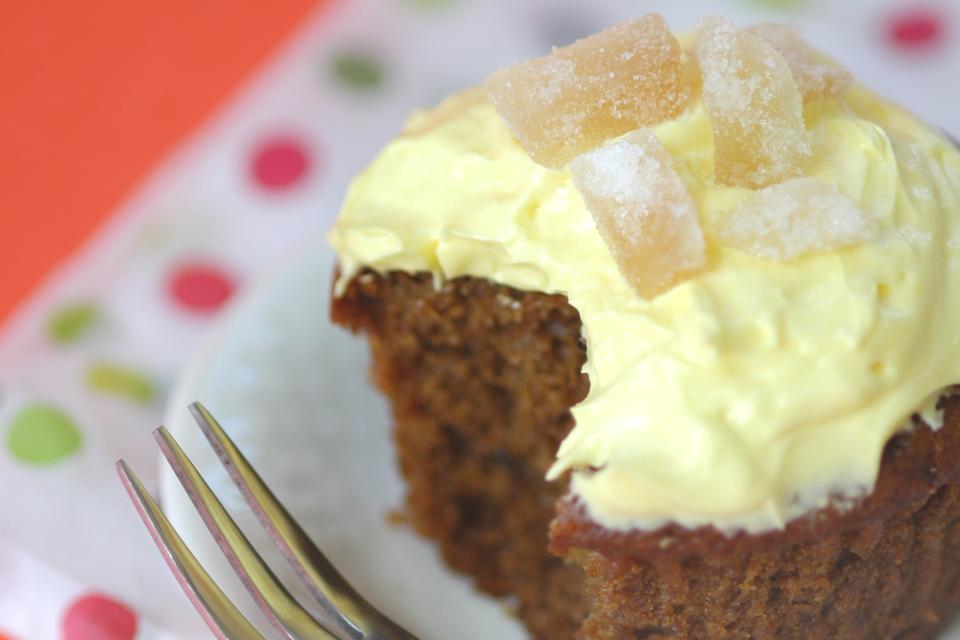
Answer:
160;238;960;639
159;238;526;639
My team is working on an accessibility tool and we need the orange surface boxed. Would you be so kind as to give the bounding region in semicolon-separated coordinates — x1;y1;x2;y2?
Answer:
0;0;324;323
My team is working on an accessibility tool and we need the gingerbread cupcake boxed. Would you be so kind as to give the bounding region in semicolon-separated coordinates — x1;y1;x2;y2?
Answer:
330;14;960;639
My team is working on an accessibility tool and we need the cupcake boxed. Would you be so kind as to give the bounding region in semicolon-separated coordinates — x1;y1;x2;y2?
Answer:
329;14;960;639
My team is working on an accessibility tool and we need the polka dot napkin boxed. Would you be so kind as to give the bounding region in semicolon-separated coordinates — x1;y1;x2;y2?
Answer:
0;0;956;637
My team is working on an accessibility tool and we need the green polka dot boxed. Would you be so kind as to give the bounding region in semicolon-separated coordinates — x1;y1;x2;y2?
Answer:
6;405;83;465
86;362;155;405
47;301;99;344
331;52;386;90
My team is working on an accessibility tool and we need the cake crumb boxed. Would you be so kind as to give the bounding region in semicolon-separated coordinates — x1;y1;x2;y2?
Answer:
386;508;411;528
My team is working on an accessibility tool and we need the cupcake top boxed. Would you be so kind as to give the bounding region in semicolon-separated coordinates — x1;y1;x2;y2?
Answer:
329;15;960;533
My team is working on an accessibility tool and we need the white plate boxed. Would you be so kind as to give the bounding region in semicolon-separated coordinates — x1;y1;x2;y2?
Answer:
159;238;526;639
160;238;960;639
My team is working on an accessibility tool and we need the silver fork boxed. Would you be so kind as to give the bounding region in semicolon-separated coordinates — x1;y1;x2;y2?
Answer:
117;401;419;640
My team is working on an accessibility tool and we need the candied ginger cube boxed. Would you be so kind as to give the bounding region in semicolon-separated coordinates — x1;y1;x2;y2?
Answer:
570;129;706;298
747;23;853;102
716;177;875;260
695;16;810;189
485;14;691;168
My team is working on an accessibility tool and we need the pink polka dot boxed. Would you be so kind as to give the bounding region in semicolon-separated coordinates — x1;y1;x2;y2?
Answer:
888;9;945;49
62;594;137;640
250;136;311;190
167;262;235;312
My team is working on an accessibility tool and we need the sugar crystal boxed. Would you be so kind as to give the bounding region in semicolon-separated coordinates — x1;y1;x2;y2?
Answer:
571;129;705;297
485;14;691;168
747;23;853;102
716;177;875;260
695;17;810;189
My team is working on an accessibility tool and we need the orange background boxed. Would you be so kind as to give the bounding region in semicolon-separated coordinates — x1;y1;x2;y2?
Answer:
0;0;324;323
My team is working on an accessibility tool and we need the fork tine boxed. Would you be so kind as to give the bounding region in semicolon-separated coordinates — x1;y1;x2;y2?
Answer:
116;460;266;640
189;402;417;640
154;426;336;640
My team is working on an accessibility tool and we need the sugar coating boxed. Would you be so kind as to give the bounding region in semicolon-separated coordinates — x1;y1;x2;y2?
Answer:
695;16;810;189
485;14;691;168
570;129;706;297
716;177;875;260
747;23;853;102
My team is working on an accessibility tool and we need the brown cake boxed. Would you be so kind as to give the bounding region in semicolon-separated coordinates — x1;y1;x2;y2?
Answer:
329;14;960;640
333;272;960;639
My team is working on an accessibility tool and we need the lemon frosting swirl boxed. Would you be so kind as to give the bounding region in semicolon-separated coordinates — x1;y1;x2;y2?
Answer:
329;84;960;533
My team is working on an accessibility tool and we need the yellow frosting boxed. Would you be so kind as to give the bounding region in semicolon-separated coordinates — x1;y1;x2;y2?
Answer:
329;83;960;533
